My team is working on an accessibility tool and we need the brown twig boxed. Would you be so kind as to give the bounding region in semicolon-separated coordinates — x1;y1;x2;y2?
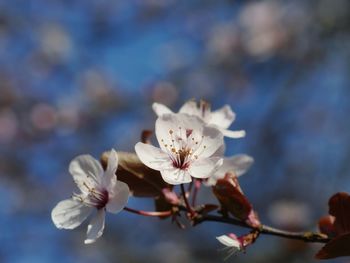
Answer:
194;214;330;244
124;207;172;217
181;184;196;217
191;179;201;207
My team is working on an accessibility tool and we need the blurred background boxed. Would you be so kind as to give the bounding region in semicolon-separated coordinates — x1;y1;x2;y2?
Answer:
0;0;350;262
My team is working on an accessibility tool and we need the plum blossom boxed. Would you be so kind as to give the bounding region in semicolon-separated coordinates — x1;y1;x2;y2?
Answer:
135;113;224;185
152;100;245;138
217;234;242;259
51;149;129;244
217;231;260;259
205;154;254;186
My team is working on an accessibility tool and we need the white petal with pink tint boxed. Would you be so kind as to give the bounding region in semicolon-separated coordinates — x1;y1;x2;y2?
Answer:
51;199;92;229
217;235;241;248
102;149;118;189
221;128;246;139
188;157;223;179
179;100;199;116
205;154;254;186
155;113;205;152
193;126;224;158
209;105;235;129
106;181;130;213
135;142;172;170
152;103;173;117
160;169;192;185
69;155;103;194
84;209;106;244
217;234;242;259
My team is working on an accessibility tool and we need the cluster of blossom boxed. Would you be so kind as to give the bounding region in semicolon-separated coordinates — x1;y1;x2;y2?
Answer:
52;100;253;247
51;100;350;260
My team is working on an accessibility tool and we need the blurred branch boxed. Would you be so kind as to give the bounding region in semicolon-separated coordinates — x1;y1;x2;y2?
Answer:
194;214;330;244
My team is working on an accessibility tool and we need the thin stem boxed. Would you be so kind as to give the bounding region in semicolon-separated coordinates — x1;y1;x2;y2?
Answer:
191;179;201;207
181;184;195;217
194;214;330;244
187;181;193;193
124;207;172;217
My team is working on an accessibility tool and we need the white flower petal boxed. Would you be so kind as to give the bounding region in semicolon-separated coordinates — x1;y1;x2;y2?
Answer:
106;149;118;176
51;199;92;229
155;113;205;152
152;103;173;116
193;126;224;158
160;169;192;185
135;142;172;171
102;149;118;189
106;181;129;213
217;154;254;177
213;143;226;157
205;155;253;186
209;105;235;129
216;235;241;249
84;209;105;244
221;128;246;138
69;155;103;192
189;157;223;179
179;100;199;116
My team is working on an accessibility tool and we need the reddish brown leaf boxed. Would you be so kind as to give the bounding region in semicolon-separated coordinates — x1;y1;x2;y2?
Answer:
315;233;350;259
329;192;350;234
101;151;169;197
213;175;252;221
318;215;336;238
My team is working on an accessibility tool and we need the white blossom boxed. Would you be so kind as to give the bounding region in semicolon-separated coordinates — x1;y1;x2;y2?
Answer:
135;113;224;185
217;234;242;259
51;149;129;244
205;154;254;186
153;100;245;138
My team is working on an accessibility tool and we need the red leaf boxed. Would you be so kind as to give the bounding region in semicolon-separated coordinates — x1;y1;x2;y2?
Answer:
329;192;350;234
318;215;336;238
213;174;252;221
315;233;350;259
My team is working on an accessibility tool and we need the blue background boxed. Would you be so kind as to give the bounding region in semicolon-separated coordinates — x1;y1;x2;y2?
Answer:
0;0;349;262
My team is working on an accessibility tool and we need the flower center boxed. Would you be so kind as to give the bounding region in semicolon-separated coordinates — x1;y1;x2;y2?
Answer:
75;183;109;209
174;148;191;169
89;188;109;209
160;126;207;170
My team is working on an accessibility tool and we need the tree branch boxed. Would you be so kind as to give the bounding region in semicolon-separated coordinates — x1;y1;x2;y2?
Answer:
194;214;330;244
